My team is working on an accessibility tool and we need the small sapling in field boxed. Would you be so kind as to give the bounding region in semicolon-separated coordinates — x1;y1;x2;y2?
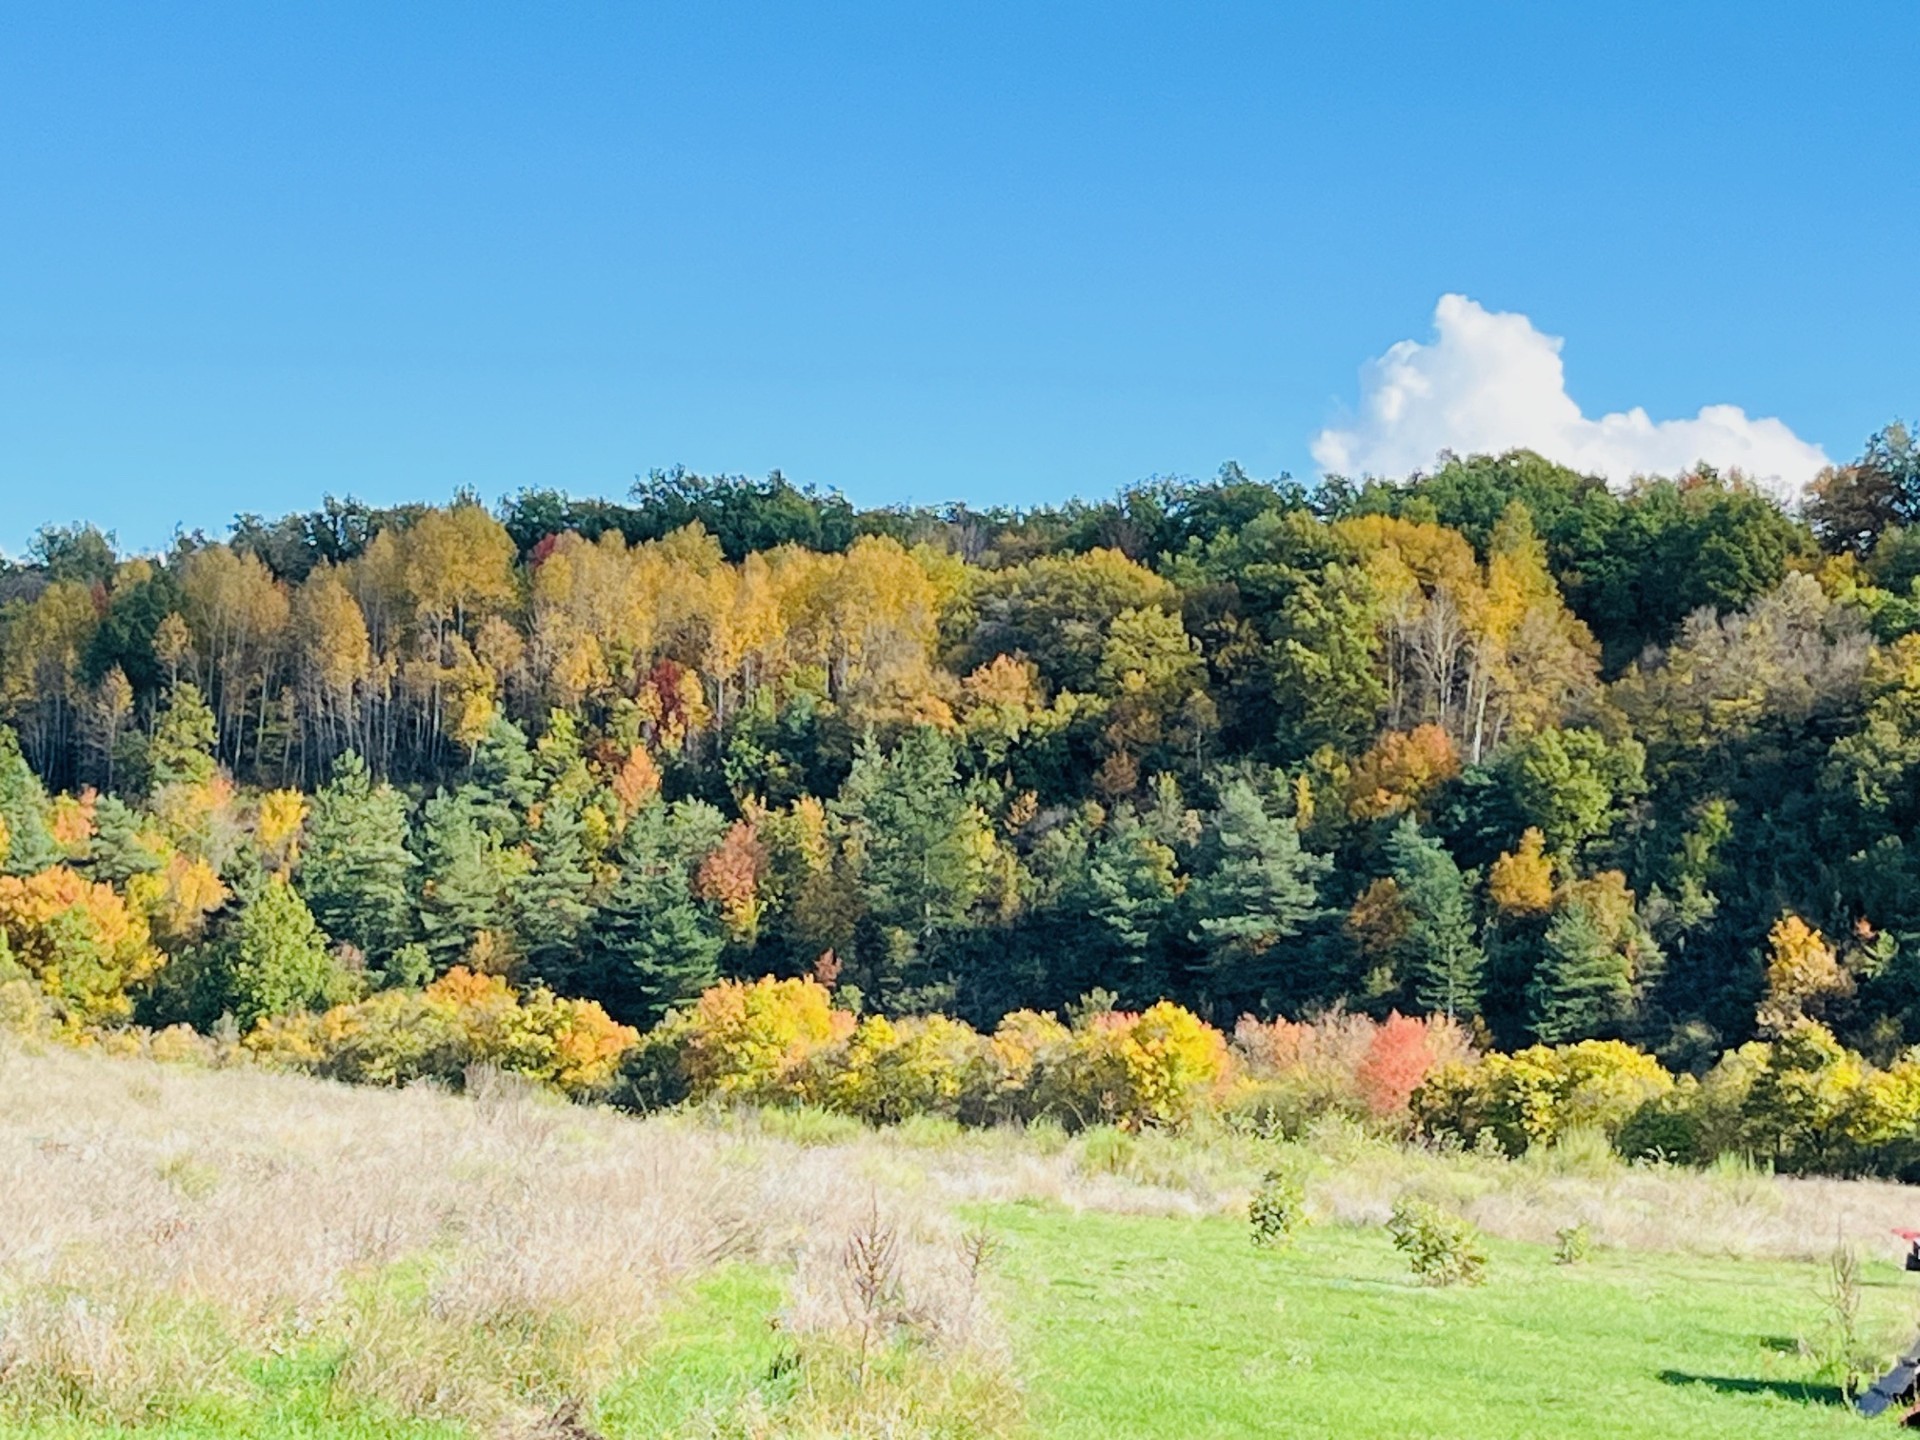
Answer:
1248;1168;1308;1250
1387;1196;1487;1287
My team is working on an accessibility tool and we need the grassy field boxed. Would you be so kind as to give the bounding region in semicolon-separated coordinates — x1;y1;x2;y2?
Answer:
4;1039;1920;1437
991;1205;1914;1439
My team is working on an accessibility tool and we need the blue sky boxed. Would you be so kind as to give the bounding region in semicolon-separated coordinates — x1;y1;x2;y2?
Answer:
1;3;1915;553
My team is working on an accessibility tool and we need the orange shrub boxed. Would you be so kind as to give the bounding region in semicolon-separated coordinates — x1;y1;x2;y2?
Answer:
1355;1012;1451;1117
0;866;164;1021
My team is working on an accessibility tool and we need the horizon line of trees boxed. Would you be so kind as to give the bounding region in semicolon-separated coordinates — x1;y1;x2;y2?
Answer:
1;428;1919;1071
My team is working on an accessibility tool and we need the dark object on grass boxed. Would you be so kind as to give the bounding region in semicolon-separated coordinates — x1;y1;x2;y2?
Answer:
1901;1227;1920;1273
1856;1231;1920;1421
1855;1337;1920;1420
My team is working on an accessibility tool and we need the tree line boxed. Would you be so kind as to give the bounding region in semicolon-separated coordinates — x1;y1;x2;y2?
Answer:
2;430;1919;1072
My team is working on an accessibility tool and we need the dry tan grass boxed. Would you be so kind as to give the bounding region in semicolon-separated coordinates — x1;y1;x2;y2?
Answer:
10;1032;1918;1434
728;1108;1920;1267
0;1040;1003;1434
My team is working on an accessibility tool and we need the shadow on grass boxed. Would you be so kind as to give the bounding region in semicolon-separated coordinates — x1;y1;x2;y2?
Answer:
1658;1371;1845;1406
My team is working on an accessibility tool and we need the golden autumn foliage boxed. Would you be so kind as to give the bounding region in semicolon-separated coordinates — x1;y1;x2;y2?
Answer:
1757;912;1849;1035
254;788;308;875
246;966;637;1096
608;742;662;816
695;820;769;941
654;975;855;1104
0;866;164;1021
1345;724;1460;819
47;791;96;853
824;1013;992;1123
1347;877;1410;960
1488;827;1556;916
126;851;229;944
1046;1002;1232;1130
1413;1038;1673;1154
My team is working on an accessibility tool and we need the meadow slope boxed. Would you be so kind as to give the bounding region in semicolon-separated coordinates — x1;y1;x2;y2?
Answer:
3;1040;1918;1437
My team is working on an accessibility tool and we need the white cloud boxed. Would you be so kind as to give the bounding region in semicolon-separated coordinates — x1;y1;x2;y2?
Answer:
1311;294;1830;500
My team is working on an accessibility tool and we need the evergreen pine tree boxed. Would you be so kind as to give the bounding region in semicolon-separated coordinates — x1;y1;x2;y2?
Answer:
514;791;596;981
1186;778;1332;1013
83;794;163;886
834;726;983;1003
1385;817;1484;1019
0;728;61;877
1525;879;1656;1043
148;682;218;791
1078;809;1181;1007
211;875;350;1030
295;752;417;972
573;806;722;1025
415;788;525;972
465;716;537;843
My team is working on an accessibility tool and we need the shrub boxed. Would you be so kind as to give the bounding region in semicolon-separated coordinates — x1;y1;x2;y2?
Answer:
1843;1052;1920;1176
826;1013;992;1124
0;866;165;1022
1412;1039;1672;1155
1386;1196;1487;1286
246;967;637;1097
1248;1169;1308;1250
1615;1083;1708;1164
1355;1012;1458;1118
1553;1223;1592;1266
1228;1010;1471;1136
1733;1022;1866;1172
1044;1002;1229;1130
1076;1124;1137;1175
981;1009;1072;1122
652;976;854;1105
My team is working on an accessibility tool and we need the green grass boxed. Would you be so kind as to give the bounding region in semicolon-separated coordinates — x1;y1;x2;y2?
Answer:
596;1264;803;1433
0;1268;798;1440
0;1369;466;1440
986;1203;1917;1439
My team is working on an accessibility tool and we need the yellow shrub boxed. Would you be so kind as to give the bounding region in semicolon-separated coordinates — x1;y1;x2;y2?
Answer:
1044;1002;1230;1130
146;1023;216;1067
1738;1021;1868;1171
246;967;638;1098
657;976;855;1104
826;1013;992;1123
0;866;165;1021
1413;1039;1671;1154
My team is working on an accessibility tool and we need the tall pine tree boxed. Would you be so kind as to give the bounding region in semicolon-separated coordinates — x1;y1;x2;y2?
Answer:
208;875;349;1030
296;752;417;975
0;727;60;877
834;727;985;1007
1185;778;1331;1014
514;791;596;981
1385;817;1484;1019
572;803;723;1025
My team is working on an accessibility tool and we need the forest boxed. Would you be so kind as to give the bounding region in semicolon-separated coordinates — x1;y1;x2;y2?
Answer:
4;429;1920;1112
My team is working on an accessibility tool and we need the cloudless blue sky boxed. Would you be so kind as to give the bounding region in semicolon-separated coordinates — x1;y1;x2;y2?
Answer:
2;2;1915;552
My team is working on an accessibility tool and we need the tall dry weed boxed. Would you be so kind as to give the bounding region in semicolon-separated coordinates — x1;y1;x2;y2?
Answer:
0;1038;1001;1433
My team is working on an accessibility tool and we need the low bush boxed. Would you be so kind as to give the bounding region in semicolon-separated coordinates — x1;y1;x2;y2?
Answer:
1412;1039;1671;1155
246;967;637;1097
1248;1168;1308;1250
1386;1196;1488;1287
1553;1222;1593;1266
646;975;854;1105
1040;1002;1230;1131
1229;1010;1469;1135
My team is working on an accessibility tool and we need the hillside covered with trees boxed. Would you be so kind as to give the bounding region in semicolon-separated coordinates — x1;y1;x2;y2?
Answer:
4;431;1920;1085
